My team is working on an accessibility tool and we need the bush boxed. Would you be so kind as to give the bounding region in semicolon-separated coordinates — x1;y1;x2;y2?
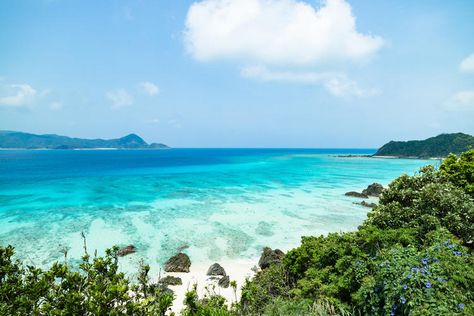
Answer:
366;164;474;244
0;244;174;315
355;230;474;315
240;263;292;315
262;297;352;316
181;284;234;316
440;149;474;197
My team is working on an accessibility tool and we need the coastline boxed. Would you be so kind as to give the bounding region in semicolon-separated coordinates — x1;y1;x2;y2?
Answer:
335;154;443;161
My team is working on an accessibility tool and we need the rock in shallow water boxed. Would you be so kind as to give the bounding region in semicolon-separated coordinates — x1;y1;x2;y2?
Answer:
117;245;136;257
345;191;368;198
258;247;284;269
355;201;377;208
362;183;384;197
207;263;226;276
164;253;191;272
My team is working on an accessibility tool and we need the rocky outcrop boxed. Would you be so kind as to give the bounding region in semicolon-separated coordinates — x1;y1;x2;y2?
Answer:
258;247;284;269
362;183;384;197
164;253;191;272
218;275;230;288
207;263;226;276
159;275;182;286
117;245;136;257
345;191;368;198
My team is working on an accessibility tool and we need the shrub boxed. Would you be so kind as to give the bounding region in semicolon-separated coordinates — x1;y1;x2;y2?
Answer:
0;245;174;315
240;263;292;315
366;168;474;244
355;230;474;315
440;149;474;197
181;284;234;316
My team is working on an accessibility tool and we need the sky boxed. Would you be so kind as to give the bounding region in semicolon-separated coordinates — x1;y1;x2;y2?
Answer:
0;0;473;148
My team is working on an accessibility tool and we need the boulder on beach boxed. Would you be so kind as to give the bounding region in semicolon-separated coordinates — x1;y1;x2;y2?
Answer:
345;191;368;198
159;275;182;286
164;253;191;272
117;245;136;257
258;247;284;269
218;275;230;288
207;263;226;276
362;183;384;197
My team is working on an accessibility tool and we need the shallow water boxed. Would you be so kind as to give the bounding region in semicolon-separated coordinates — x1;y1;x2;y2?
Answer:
0;149;433;275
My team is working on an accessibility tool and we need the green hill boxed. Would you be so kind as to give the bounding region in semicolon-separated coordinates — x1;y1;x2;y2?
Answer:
374;133;474;158
0;131;169;149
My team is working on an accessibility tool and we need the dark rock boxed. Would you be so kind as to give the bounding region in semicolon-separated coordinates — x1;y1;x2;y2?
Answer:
218;275;230;288
345;191;368;198
117;245;136;257
164;253;191;272
355;201;377;208
159;275;182;286
207;263;226;276
258;247;284;269
362;183;384;197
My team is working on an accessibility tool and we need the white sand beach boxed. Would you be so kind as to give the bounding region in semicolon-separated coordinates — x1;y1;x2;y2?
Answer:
161;258;257;314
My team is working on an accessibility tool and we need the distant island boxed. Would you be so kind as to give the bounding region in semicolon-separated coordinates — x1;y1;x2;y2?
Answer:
374;133;474;158
0;131;169;150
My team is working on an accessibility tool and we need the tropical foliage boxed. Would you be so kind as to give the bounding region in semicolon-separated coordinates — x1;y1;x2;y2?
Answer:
0;242;174;315
1;150;474;315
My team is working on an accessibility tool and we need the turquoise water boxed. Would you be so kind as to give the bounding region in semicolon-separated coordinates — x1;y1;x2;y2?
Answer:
0;149;433;273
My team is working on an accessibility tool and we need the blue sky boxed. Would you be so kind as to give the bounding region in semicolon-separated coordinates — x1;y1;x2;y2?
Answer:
0;0;473;148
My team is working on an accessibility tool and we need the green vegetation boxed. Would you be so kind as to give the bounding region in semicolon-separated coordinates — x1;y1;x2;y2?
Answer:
238;149;474;315
0;241;174;315
1;150;473;315
374;133;474;158
0;130;168;149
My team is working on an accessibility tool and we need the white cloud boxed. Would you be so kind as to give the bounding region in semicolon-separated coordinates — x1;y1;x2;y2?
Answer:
0;83;37;107
168;119;182;128
241;65;379;97
460;53;474;73
106;89;134;108
140;81;160;96
184;0;383;65
50;101;63;110
446;90;474;111
146;118;160;124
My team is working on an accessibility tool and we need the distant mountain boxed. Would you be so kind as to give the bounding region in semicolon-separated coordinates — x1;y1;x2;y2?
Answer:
374;133;474;158
0;131;169;149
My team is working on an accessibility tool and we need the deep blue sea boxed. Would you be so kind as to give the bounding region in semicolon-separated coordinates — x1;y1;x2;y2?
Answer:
0;149;434;274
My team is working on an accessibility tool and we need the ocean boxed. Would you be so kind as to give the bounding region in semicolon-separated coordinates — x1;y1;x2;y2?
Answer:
0;149;433;275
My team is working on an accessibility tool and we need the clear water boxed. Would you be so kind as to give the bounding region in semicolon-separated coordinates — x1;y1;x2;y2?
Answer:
0;149;433;274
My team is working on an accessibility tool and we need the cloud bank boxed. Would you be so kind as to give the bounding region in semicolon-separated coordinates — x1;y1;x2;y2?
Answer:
106;89;134;108
460;53;474;73
184;0;383;65
0;83;37;107
140;81;160;96
446;90;474;111
242;65;378;97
